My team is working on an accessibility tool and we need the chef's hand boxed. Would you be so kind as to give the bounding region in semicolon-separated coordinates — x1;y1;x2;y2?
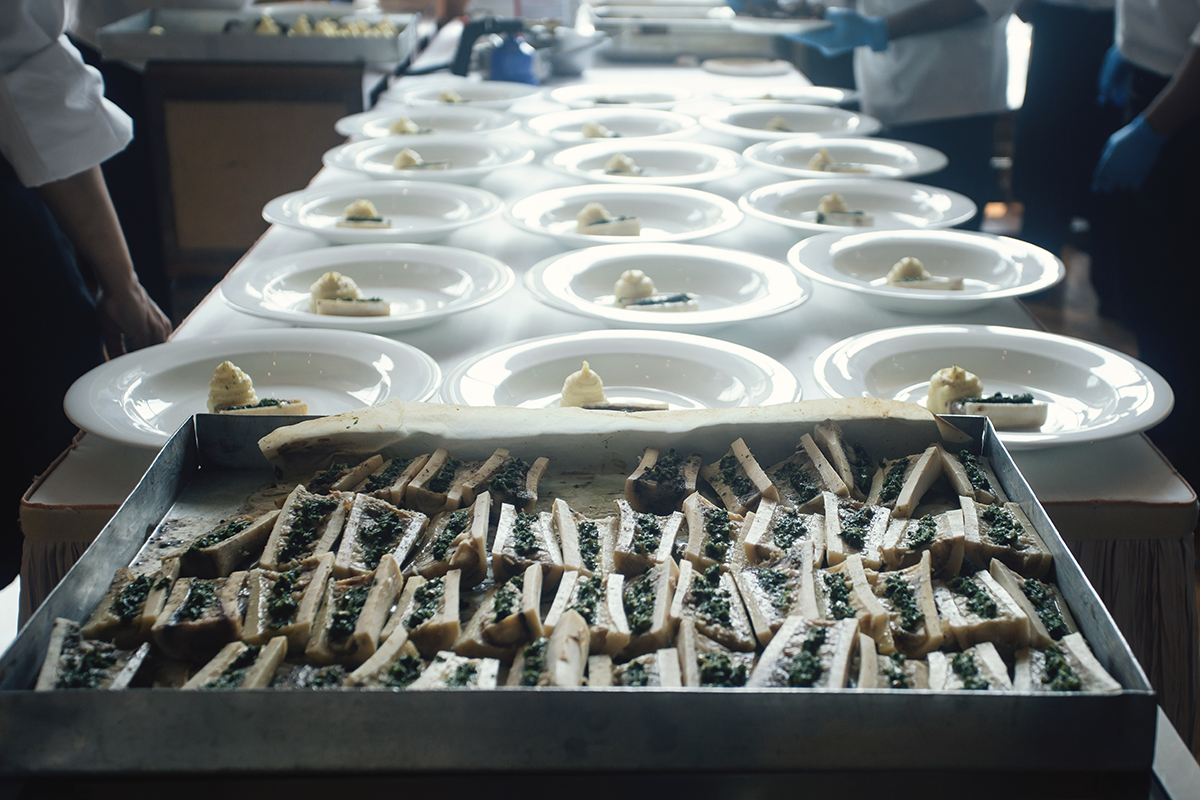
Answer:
1097;45;1130;108
97;278;173;357
1092;115;1166;193
793;8;889;56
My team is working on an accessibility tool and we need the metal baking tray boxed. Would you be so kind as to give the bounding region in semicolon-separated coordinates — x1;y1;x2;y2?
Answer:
98;6;419;65
0;404;1156;776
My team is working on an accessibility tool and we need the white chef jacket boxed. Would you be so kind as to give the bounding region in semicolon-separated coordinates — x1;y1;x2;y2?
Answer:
1117;0;1200;77
853;0;1019;126
0;2;132;187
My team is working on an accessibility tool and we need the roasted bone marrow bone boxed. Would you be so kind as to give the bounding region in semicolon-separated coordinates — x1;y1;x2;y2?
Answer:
411;651;500;689
928;641;1012;691
553;498;618;577
82;565;174;648
988;559;1077;647
406;492;490;588
545;570;630;657
244;552;334;652
334;493;428;578
938;446;1007;506
881;509;965;577
260;486;350;572
872;550;943;658
151;572;248;661
856;633;930;689
682;493;747;573
736;546;811;647
36;618;150;690
506;609;589;687
625;448;701;515
346;628;425;689
385;570;462;656
746;616;858;689
823;492;890;570
621;558;679;659
676;616;755;688
183;637;287;690
180;510;280;578
867;445;942;518
932;570;1029;653
353;453;431;506
305;554;402;666
486;454;550;513
700;438;777;516
742;498;826;565
1013;633;1120;694
765;433;847;513
669;561;756;652
812;419;878;501
306;455;384;495
614;498;682;575
961;498;1052;579
492;504;564;588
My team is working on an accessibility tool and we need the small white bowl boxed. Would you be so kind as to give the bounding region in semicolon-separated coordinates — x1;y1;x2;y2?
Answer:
506;184;743;246
335;105;519;138
700;103;881;143
546;140;742;187
395;80;542;110
546;83;692;109
739;178;976;233
262;180;504;245
526;107;698;143
323;134;534;184
743;137;948;180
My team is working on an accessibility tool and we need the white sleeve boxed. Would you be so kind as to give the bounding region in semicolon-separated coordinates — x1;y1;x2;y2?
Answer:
972;0;1019;23
0;34;132;187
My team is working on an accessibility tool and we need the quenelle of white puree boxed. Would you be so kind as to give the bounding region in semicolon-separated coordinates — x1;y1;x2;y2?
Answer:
309;271;363;312
208;361;258;413
560;361;607;407
614;269;656;305
927;366;983;414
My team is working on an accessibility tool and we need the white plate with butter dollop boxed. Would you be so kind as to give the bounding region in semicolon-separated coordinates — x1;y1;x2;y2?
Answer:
526;243;812;332
322;134;534;184
506;184;742;245
740;178;976;233
546;83;693;109
65;329;440;449
547;140;742;186
526;107;698;144
714;85;858;106
813;324;1173;449
700;103;881;143
262;180;503;244
743;137;947;180
219;243;515;332
787;229;1063;314
334;105;519;138
441;329;801;409
390;79;542;110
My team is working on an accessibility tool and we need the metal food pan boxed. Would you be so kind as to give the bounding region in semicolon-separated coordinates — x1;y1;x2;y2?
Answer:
0;403;1156;775
98;7;419;64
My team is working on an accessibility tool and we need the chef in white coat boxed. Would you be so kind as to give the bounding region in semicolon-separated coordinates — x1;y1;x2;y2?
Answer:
1;1;171;616
786;0;1019;228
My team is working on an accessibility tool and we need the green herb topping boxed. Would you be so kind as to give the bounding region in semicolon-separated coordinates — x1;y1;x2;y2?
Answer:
718;454;754;498
838;505;873;551
407;578;444;628
950;576;998;619
356;510;405;570
446;661;477;687
430;510;470;562
621;660;651;687
691;565;733;628
577;520;600;571
703;508;735;561
773;461;820;506
699;652;748;687
266;568;302;626
204;645;261;690
308;666;345;689
177;580;218;621
493;575;525;623
225;398;285;411
850;443;874;496
823;572;855;620
979;504;1022;548
623;571;657;635
964;392;1036;405
958;451;994;494
951;652;989;690
882;574;924;632
511;511;540;557
632;514;662;556
489;457;531;497
878;457;910;505
883;654;910;689
56;647;118;689
1023;579;1069;638
786;626;828;687
383;654;423;689
907;516;938;549
188;518;252;553
364;457;412;493
772;510;807;551
641;449;685;493
309;463;350;494
329;582;373;642
112;575;154;624
427;458;462;494
1042;643;1082;692
568;575;603;625
756;567;792;613
278;496;339;564
520;637;549;686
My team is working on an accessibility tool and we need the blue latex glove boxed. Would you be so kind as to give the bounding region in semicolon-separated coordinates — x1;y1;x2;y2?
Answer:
1096;44;1130;108
1092;115;1167;193
793;8;889;57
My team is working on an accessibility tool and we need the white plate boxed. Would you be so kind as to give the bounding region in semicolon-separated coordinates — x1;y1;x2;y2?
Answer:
700;103;881;142
546;83;693;109
728;17;831;36
441;330;801;409
787;230;1064;314
740;178;977;233
702;58;793;77
64;329;441;449
262;180;503;245
334;105;519;138
393;80;542;110
812;324;1173;450
506;184;743;245
713;85;858;106
219;243;515;332
546;140;742;186
743;137;948;180
322;134;534;184
525;242;813;332
526;107;698;143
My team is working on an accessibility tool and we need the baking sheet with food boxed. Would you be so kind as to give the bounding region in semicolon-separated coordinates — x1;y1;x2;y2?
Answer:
0;401;1155;775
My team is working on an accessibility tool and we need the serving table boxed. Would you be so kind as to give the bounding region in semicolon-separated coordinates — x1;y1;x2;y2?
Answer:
15;20;1198;785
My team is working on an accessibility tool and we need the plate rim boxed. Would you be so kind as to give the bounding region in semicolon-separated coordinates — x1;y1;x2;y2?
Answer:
546;82;694;109
699;102;882;141
440;328;802;407
811;323;1174;449
545;140;743;186
321;134;535;182
334;105;518;138
525;107;700;142
64;328;442;449
742;136;949;180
